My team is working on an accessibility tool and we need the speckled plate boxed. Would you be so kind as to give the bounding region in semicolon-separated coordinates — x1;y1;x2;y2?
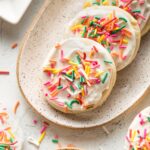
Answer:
17;0;150;128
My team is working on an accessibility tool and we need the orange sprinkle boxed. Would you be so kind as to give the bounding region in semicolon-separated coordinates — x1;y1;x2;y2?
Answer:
55;43;61;49
13;101;20;114
11;43;18;49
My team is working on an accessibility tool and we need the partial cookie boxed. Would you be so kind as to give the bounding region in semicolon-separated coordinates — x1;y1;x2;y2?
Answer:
125;107;150;149
84;0;150;35
42;38;116;113
66;6;141;71
0;123;23;150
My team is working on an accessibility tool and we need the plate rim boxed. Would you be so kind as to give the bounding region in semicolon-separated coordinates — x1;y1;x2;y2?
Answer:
16;0;150;129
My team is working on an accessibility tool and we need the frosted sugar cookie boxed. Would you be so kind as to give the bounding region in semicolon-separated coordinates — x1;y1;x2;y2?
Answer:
125;107;150;149
66;6;141;71
42;38;116;113
83;0;150;35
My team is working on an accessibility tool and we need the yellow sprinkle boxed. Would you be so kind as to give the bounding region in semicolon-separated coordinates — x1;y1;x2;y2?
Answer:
81;87;85;96
38;131;46;144
131;130;136;142
95;71;104;77
146;136;150;141
43;67;60;74
71;24;83;31
123;39;128;44
97;35;105;43
51;90;59;97
83;2;92;8
66;69;73;74
94;29;97;35
102;0;109;5
68;61;78;66
7;129;15;139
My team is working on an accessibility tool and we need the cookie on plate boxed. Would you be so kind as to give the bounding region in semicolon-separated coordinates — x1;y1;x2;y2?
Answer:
83;0;150;35
125;107;150;149
65;6;141;71
42;38;116;113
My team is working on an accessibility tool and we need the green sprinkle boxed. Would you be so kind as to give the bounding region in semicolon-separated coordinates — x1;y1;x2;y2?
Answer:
10;137;14;143
102;72;108;84
92;2;100;5
119;17;127;23
65;102;72;109
76;55;81;64
93;22;101;28
111;25;126;34
52;139;59;143
95;16;101;20
80;76;85;83
77;83;82;89
65;100;80;109
147;117;150;122
112;1;116;5
69;100;80;108
82;26;87;37
104;60;112;64
57;85;63;90
132;10;141;13
89;21;94;26
107;48;111;53
101;40;107;45
72;70;75;80
70;85;75;92
88;30;94;37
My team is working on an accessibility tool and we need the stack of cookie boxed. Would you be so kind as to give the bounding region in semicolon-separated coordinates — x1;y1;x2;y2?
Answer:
42;0;150;114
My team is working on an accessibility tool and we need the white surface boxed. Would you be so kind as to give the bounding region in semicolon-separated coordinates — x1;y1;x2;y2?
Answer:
0;0;150;150
0;0;32;24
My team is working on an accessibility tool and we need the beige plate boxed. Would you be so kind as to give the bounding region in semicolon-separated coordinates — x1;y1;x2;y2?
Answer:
17;0;150;128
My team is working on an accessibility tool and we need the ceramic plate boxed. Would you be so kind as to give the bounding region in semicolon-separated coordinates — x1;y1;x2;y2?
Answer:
17;0;150;128
0;0;32;24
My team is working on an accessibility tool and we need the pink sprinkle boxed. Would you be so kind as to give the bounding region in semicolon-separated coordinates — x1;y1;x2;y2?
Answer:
40;126;47;134
49;97;58;101
44;81;51;86
136;13;146;20
56;101;64;107
96;79;101;84
119;45;127;49
91;64;100;69
81;16;87;19
122;55;127;60
67;94;71;98
139;0;145;5
140;119;145;125
45;93;48;97
61;86;68;91
54;134;59;139
33;119;38;125
143;129;147;138
110;45;114;51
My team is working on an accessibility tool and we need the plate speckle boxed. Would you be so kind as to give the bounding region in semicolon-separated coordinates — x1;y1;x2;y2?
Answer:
17;0;150;128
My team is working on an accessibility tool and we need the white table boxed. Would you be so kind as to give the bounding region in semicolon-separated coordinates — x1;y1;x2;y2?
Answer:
0;1;150;149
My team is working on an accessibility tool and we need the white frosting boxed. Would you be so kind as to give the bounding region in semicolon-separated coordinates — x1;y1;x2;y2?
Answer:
84;0;150;35
66;6;141;71
125;107;150;149
43;38;116;113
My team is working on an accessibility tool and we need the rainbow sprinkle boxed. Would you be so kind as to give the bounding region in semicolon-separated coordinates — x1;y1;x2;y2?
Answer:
84;0;145;27
0;127;18;150
126;111;150;149
70;11;131;60
43;45;111;111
